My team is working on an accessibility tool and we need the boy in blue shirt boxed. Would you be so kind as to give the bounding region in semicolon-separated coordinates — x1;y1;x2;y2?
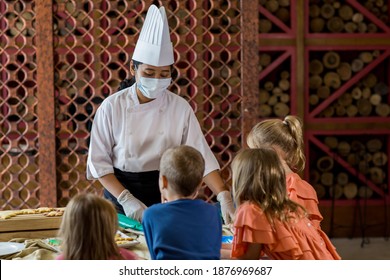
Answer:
142;145;222;260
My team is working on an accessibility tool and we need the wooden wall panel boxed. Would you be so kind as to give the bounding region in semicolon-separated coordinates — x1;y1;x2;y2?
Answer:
36;0;56;207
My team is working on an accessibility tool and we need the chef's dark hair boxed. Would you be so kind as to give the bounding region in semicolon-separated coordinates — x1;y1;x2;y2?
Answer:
118;60;143;90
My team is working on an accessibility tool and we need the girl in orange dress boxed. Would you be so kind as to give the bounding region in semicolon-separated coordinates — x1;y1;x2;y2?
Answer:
247;115;323;229
229;148;340;260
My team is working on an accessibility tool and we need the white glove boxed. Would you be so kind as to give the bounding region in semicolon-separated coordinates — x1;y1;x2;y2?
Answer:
217;190;235;225
117;189;147;222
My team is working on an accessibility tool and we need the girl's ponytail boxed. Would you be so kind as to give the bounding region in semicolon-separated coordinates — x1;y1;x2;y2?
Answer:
283;116;305;172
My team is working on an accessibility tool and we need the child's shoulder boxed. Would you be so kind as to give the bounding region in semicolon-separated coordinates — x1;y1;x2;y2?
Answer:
237;202;265;217
239;201;262;210
286;172;318;199
235;202;270;229
143;203;166;219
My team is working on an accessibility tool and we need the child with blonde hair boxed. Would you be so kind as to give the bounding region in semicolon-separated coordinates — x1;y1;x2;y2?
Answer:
247;115;323;229
142;145;222;259
229;148;340;259
56;193;138;260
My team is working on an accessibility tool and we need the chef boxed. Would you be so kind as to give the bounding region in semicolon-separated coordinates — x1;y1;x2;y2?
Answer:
86;4;235;223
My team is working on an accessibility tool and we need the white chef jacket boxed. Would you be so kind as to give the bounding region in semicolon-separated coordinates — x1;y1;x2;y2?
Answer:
86;84;220;180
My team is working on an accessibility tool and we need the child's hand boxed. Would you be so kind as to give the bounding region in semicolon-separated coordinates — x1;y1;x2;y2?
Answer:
220;244;232;259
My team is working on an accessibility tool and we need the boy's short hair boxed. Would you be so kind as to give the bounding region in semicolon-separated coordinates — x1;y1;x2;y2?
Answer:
160;145;205;197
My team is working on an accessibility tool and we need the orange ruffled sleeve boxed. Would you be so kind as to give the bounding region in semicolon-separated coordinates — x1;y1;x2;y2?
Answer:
231;203;303;259
231;203;341;260
287;173;323;228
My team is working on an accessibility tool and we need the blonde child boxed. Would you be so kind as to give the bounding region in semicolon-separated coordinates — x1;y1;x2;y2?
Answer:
142;145;222;259
230;148;340;259
247;115;323;229
56;193;138;260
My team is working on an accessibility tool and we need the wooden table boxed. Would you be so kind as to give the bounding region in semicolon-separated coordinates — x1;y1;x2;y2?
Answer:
0;210;63;242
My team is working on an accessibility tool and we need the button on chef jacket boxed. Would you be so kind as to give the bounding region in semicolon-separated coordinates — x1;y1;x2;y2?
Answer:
87;84;220;180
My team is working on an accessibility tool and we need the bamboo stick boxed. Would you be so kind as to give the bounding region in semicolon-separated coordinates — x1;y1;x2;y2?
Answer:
329;184;343;199
361;87;372;99
337;141;351;156
372;152;388;166
357;22;368;33
309;75;323;89
324;72;341;89
258;104;272;117
309;94;320;105
359;51;374;63
309;59;324;75
276;7;290;23
321;3;335;19
317;156;334;171
351;58;364;72
278;79;290;91
259;53;272;66
314;184;326;199
280;93;290;103
357;98;373;116
264;81;274;91
309;4;321;18
317;86;331;99
358;186;373;198
338;93;353;106
321;172;334;186
337;62;352;81
310;170;321;183
346;104;358;117
268;95;278;106
310;17;325;32
337;172;349;185
366;139;383;153
375;103;390;117
347;153;360;166
352;13;364;23
351;140;366;155
323;52;340;69
265;0;279;13
324;136;338;149
259;89;270;104
259;19;272;33
274;102;290;117
369;93;382;106
369;167;385;184
351;87;362;99
339;5;354;21
344;22;357;33
327;17;344;33
344;182;358;199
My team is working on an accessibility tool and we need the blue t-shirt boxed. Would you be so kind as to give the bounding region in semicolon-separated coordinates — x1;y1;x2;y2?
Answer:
142;199;222;260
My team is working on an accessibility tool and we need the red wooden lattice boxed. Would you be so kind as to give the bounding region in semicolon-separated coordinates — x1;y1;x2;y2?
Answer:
1;0;243;209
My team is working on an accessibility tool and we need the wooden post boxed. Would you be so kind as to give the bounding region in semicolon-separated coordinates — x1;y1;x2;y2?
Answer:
36;0;57;207
241;0;259;145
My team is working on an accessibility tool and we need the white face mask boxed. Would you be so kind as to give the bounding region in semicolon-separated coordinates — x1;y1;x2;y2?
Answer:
136;69;171;99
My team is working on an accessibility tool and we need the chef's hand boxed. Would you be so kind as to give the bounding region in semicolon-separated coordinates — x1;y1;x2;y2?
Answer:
117;189;147;222
217;190;235;225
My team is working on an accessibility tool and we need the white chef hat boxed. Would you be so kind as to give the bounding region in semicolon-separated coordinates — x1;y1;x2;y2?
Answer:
132;5;174;66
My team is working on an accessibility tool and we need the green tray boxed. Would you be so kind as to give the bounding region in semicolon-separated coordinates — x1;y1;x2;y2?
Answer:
117;213;143;231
